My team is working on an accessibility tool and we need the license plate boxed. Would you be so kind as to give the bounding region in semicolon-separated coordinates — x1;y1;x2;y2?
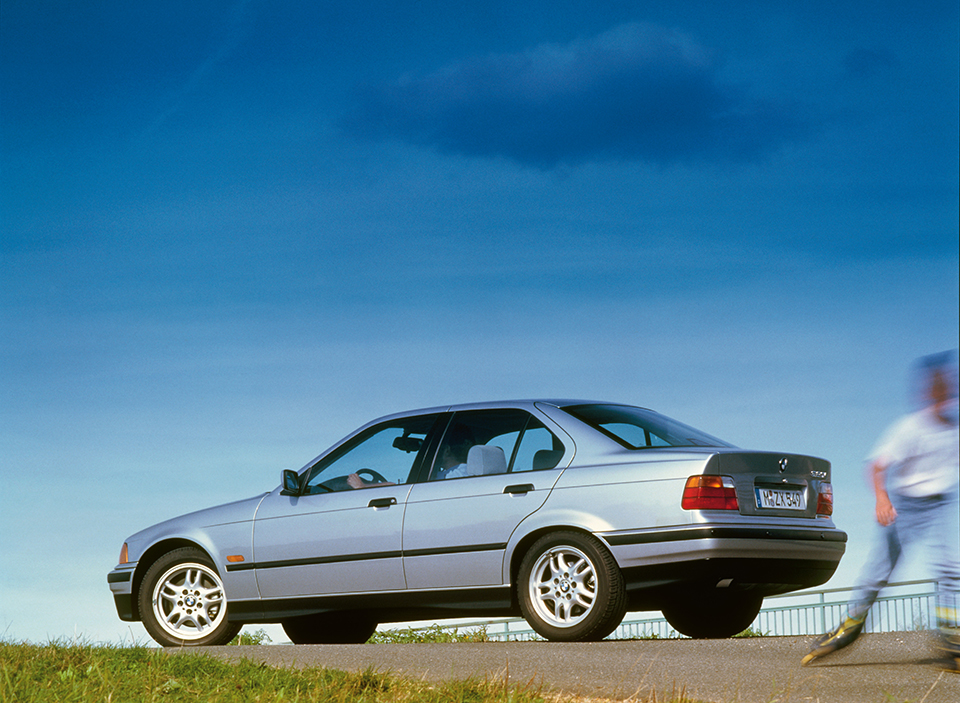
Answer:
755;487;806;510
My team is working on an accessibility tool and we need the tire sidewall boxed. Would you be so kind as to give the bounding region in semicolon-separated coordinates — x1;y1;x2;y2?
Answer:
138;547;240;647
518;531;625;642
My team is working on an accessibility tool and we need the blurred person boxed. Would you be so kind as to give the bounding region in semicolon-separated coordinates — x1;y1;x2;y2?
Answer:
802;351;960;670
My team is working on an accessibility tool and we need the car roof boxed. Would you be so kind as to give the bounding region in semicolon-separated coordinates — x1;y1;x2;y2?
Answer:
379;399;630;418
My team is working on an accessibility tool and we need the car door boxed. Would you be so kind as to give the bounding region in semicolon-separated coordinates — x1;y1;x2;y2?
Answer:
402;409;568;589
252;414;441;599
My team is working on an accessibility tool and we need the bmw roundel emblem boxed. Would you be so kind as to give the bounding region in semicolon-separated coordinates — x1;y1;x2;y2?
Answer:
779;457;789;473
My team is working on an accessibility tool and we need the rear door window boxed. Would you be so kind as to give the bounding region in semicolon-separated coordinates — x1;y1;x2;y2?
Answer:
429;409;564;480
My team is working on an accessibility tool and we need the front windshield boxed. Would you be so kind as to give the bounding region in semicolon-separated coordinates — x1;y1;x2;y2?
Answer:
561;404;734;449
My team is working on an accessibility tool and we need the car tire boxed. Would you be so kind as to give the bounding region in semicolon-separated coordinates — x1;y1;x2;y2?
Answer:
138;547;242;647
661;589;763;638
282;611;378;644
518;531;627;642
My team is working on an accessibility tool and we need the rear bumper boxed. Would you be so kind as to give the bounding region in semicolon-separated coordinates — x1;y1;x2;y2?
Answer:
601;523;847;548
598;524;847;599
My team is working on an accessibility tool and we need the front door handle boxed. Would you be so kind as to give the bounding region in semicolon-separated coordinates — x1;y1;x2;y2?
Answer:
503;483;535;495
368;497;397;509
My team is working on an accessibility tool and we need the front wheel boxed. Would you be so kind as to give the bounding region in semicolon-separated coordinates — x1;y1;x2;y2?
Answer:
138;547;241;647
661;589;763;638
518;531;627;642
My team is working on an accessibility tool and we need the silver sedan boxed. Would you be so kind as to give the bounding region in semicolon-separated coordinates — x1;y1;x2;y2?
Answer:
107;400;846;646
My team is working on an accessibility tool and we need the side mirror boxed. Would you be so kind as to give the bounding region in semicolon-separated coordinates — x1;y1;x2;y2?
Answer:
280;469;301;496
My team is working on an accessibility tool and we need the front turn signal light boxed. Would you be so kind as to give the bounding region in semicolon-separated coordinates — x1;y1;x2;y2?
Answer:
119;543;129;564
816;482;834;517
682;475;739;510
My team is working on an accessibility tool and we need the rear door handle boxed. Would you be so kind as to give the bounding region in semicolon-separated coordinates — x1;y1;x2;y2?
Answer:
368;497;397;509
503;483;535;495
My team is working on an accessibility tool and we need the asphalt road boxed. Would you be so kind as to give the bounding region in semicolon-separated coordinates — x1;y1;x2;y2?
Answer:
183;632;958;702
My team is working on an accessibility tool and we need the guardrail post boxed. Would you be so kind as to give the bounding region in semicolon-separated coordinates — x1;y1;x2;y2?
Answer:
819;590;826;633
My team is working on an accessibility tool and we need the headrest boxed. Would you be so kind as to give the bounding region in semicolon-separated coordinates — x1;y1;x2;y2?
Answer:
532;449;563;470
466;444;507;475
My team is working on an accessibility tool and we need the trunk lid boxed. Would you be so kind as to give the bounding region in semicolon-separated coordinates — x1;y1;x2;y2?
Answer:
705;451;831;519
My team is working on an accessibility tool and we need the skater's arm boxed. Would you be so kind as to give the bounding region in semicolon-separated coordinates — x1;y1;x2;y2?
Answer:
870;459;897;526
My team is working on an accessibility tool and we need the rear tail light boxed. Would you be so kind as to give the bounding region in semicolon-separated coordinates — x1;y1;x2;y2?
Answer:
682;475;739;510
816;482;834;517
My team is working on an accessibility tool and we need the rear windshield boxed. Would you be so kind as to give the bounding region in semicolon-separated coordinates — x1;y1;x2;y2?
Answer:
561;404;734;449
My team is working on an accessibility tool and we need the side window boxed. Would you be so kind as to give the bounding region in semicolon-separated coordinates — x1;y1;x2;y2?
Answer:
511;420;564;472
303;415;437;494
430;410;564;480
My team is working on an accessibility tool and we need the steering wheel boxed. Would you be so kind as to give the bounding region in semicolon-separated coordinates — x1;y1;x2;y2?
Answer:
357;468;388;484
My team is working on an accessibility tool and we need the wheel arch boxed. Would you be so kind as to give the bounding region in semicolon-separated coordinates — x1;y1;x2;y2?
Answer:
505;506;617;588
130;539;214;621
507;525;610;600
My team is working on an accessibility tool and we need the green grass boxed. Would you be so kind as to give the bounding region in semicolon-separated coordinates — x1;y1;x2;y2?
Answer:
731;626;768;638
368;624;491;644
385;623;768;643
0;640;706;703
229;628;275;646
0;639;537;703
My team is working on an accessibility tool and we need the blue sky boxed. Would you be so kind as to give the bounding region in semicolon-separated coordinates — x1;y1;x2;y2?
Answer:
1;1;957;644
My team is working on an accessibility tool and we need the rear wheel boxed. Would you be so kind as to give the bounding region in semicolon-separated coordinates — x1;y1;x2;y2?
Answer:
518;531;627;642
138;547;241;647
282;611;378;644
661;588;763;638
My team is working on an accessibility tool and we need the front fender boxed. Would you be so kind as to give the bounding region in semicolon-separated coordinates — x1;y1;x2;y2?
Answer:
120;493;269;610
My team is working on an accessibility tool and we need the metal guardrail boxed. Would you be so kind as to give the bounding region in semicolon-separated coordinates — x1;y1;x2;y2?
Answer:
751;579;939;637
424;579;940;641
